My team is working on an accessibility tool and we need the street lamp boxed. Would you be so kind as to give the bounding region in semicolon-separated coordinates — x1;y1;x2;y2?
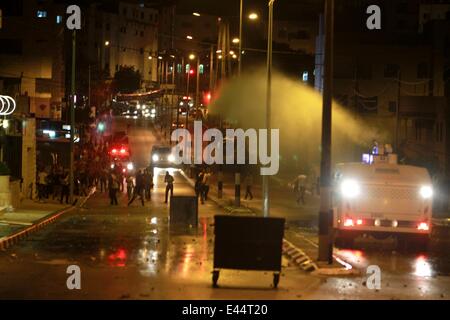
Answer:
104;40;110;46
232;37;240;44
192;12;201;17
248;12;259;20
186;35;193;40
239;1;259;76
262;0;275;218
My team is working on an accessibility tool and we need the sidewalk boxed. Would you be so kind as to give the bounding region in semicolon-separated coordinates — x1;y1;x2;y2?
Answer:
0;191;95;250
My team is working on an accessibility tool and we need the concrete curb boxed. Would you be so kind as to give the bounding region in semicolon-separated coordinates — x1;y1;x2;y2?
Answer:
0;206;74;251
282;239;318;272
0;189;96;251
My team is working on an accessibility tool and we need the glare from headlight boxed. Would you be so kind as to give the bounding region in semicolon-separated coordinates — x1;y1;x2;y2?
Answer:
340;179;360;198
127;163;134;170
168;154;175;162
420;186;433;199
152;154;159;162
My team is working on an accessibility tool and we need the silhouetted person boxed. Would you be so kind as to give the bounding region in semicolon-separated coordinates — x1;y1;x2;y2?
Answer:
60;171;70;204
195;170;205;203
164;171;174;203
108;172;119;205
144;169;153;200
128;170;145;206
201;169;211;202
244;173;254;200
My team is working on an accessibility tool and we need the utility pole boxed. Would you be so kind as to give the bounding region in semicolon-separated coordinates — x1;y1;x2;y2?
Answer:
69;30;76;204
318;0;334;264
185;68;190;129
195;55;200;118
395;70;401;151
238;0;243;76
171;60;175;143
262;0;275;218
209;44;214;95
88;64;91;109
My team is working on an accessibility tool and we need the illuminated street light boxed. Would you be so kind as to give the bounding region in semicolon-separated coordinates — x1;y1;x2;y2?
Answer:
148;55;153;60
158;56;163;60
192;12;201;17
186;35;193;40
218;55;223;59
189;53;196;60
229;50;235;55
216;49;222;54
248;12;259;20
232;54;237;59
104;40;110;46
232;38;240;44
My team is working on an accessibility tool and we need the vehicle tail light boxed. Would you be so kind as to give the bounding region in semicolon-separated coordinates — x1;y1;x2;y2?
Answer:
120;148;126;154
122;168;126;173
344;218;354;227
112;149;117;154
417;222;429;231
356;219;363;226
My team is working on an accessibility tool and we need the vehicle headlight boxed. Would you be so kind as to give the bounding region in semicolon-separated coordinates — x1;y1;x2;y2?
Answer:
152;154;159;162
168;154;175;162
110;164;115;169
340;179;360;198
127;163;134;170
420;185;433;199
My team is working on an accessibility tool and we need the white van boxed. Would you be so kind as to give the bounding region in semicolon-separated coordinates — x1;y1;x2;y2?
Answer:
333;154;433;245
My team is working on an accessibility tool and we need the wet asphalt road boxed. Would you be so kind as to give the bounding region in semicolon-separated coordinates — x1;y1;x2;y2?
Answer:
0;118;449;299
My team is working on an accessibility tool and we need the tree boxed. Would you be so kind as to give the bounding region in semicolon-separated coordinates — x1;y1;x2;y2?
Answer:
113;66;142;94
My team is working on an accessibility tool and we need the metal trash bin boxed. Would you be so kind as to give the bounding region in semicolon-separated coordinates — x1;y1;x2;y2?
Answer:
169;195;198;230
212;215;285;288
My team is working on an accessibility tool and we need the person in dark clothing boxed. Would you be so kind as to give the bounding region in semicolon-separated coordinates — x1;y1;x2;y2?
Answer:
100;169;107;193
108;172;119;205
143;169;153;200
244;173;254;200
128;170;145;206
60;171;70;204
164;171;174;203
195;170;204;202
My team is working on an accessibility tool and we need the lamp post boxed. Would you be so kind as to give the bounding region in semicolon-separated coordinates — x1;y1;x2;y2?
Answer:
69;30;76;204
317;0;334;264
262;0;275;218
238;0;243;76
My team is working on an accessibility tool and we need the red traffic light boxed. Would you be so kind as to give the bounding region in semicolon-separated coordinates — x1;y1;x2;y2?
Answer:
189;69;194;75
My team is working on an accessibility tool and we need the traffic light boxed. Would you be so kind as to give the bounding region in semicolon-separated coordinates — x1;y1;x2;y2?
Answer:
97;122;105;132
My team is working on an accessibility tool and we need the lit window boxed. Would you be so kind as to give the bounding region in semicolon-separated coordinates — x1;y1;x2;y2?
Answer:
302;71;309;82
37;11;47;18
56;15;63;24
